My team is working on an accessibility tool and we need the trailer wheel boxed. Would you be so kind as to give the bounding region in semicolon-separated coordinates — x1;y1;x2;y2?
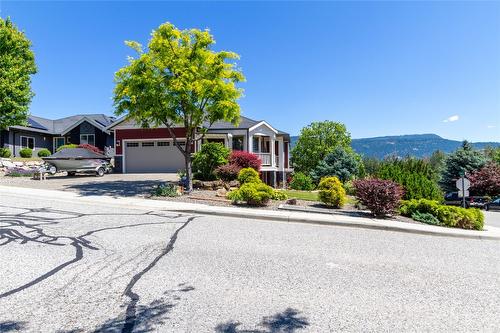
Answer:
96;167;105;177
48;166;57;175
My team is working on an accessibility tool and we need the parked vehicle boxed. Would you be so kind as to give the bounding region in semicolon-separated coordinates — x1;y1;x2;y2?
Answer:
443;192;488;209
484;198;500;211
42;148;112;177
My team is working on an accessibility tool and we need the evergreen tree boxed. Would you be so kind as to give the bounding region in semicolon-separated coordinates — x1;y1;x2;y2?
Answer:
310;147;361;183
440;141;486;192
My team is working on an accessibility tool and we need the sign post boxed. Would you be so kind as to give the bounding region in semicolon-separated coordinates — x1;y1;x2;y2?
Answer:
456;176;471;208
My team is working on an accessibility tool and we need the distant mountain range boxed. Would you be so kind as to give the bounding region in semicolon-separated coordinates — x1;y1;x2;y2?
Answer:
290;134;500;159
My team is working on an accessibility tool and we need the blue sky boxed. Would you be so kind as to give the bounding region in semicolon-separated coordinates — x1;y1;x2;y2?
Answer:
2;1;499;141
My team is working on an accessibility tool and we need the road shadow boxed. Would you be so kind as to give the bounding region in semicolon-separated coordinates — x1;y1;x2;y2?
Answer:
0;321;26;332
64;180;168;197
92;299;174;333
215;308;309;333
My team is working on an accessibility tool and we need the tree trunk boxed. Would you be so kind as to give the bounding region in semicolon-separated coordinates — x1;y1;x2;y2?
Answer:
184;154;193;193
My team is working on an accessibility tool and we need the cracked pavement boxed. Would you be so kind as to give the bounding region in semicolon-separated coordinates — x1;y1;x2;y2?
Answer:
1;191;500;332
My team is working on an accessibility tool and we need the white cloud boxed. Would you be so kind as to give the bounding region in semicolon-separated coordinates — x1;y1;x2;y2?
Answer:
443;115;459;123
487;125;497;129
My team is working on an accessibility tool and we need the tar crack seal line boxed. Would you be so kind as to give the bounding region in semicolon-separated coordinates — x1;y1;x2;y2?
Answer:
121;216;196;333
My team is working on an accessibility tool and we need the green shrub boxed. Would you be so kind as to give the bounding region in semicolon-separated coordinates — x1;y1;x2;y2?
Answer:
399;199;484;230
377;162;442;201
152;183;178;197
289;172;314;191
271;190;288;201
19;148;32;158
0;147;12;158
192;143;230;181
227;168;287;205
237;167;260;184
411;211;441;226
343;180;356;196
317;176;346;208
227;181;275;206
56;144;78;152
37;148;51;157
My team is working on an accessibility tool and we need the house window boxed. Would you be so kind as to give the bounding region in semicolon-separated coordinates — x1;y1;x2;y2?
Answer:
142;142;155;147
252;137;259;152
232;136;244;151
126;142;139;147
157;141;169;146
20;136;35;149
80;134;95;146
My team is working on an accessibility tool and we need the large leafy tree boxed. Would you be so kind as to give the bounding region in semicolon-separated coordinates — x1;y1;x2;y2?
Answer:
114;22;244;192
440;141;486;192
0;17;37;129
291;121;352;174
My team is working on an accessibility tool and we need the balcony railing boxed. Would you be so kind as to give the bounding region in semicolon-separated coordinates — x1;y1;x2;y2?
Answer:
256;153;272;166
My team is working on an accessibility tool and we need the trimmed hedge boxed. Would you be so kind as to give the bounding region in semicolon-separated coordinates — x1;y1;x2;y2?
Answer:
19;148;32;158
227;181;275;206
237;167;260;184
227;168;287;206
56;144;78;152
317;176;346;208
0;147;12;158
37;148;51;157
399;199;484;230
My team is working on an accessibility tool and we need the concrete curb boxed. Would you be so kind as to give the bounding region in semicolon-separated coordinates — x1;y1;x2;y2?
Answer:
1;185;500;241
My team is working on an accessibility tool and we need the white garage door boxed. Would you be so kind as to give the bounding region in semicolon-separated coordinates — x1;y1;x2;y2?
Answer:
124;140;186;173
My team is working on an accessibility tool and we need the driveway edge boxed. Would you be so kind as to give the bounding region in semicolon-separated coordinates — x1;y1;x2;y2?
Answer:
2;185;499;240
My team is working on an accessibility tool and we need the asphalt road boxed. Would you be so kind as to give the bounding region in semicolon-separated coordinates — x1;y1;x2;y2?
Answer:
484;210;500;228
1;193;500;332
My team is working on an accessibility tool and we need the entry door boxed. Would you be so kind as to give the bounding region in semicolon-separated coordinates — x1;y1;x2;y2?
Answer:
54;137;65;151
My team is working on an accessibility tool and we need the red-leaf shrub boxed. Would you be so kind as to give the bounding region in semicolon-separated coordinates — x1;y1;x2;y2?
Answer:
353;178;404;217
229;151;261;171
78;144;103;154
215;164;241;181
468;162;500;197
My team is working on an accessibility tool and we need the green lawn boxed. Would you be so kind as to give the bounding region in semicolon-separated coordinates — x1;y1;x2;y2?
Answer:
281;190;358;205
281;190;319;201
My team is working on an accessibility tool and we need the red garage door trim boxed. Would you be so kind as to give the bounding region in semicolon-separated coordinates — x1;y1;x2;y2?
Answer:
115;128;187;155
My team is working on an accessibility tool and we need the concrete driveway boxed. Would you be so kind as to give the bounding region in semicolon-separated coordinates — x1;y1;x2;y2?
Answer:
0;173;179;197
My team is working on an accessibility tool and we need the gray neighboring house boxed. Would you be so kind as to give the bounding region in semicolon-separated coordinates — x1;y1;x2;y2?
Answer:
0;114;115;157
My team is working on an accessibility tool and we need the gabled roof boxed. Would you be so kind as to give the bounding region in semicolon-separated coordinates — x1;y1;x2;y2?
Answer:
10;114;115;135
106;114;290;136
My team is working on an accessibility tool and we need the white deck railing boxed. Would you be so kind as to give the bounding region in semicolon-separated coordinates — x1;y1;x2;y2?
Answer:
256;153;272;166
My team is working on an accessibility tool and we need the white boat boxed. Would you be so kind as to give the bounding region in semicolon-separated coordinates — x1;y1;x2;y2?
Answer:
42;148;112;176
